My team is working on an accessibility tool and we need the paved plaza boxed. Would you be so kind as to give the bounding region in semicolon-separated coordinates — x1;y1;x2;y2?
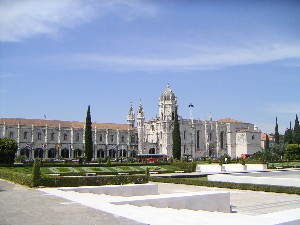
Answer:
1;174;300;225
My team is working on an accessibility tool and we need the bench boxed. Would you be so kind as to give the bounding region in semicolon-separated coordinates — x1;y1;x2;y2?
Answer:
49;174;60;176
117;173;129;175
276;166;283;169
149;171;158;174
85;173;97;176
174;171;185;173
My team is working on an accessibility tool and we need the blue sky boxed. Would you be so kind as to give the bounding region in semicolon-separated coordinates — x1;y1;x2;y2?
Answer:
0;0;299;134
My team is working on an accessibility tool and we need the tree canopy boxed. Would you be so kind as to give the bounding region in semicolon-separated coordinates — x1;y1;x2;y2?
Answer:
172;106;181;160
0;138;18;164
84;105;93;161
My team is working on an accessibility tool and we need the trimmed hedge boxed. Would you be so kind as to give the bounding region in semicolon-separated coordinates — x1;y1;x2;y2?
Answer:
149;177;300;195
0;168;148;187
40;175;149;187
0;169;32;187
171;161;197;172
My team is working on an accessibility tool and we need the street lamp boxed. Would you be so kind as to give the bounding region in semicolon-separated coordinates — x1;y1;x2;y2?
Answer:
188;103;194;159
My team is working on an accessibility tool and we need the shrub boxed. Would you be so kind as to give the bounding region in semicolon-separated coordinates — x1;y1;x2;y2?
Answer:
0;169;32;187
285;144;300;160
40;175;149;187
0;138;18;164
32;158;41;187
15;155;27;163
171;161;197;172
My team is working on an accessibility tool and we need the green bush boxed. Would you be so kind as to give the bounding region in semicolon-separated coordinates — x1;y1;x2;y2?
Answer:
149;177;300;195
32;158;41;187
40;175;149;187
0;138;18;164
285;144;300;160
171;161;197;172
0;169;32;187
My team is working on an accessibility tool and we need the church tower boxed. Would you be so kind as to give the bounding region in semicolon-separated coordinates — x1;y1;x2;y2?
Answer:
158;84;177;121
158;84;178;155
127;102;135;128
137;100;145;153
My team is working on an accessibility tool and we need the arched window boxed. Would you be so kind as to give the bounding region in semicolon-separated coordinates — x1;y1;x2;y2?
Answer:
121;135;125;142
38;132;42;140
99;134;102;142
76;133;80;142
9;131;14;139
64;133;68;141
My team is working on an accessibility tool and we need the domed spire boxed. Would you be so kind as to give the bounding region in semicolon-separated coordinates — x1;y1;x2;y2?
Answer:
160;83;176;101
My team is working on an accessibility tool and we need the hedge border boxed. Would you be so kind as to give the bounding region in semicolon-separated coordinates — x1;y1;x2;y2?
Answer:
149;177;300;195
0;168;148;188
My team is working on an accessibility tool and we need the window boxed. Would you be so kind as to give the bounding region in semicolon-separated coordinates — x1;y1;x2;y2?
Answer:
184;131;186;140
24;132;28;140
197;130;200;149
38;132;42;140
64;133;67;141
131;135;135;143
76;133;80;142
220;132;224;149
209;133;212;141
121;135;125;142
252;135;255;140
111;135;114;142
51;133;55;141
99;134;102;142
9;131;14;139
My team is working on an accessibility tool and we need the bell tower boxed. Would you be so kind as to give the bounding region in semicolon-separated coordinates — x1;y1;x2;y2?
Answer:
127;102;135;128
158;84;177;121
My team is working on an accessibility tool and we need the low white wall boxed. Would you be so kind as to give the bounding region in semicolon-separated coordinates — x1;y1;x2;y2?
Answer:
246;164;267;171
113;191;231;213
60;183;159;197
196;164;267;172
196;164;225;172
223;164;247;172
207;174;300;188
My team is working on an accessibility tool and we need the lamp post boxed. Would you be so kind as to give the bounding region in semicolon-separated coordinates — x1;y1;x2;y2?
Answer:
188;103;194;159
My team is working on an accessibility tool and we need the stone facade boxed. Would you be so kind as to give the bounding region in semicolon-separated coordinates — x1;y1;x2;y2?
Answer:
0;85;261;160
138;85;261;159
0;118;138;159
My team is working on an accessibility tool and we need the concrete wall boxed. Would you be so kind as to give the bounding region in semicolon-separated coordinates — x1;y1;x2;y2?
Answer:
113;191;231;213
60;183;159;197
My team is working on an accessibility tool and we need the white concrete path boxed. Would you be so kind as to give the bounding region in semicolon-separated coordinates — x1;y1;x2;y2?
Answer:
40;183;300;225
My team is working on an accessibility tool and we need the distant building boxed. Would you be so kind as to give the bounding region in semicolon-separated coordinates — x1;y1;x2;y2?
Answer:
261;133;275;149
0;85;261;160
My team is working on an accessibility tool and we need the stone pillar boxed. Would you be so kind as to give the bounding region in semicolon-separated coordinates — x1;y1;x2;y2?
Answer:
17;123;20;156
94;126;97;159
45;124;48;159
70;127;73;159
58;123;61;158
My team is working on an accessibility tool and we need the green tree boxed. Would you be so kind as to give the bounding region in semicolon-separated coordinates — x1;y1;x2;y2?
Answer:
84;105;93;161
284;144;300;160
172;106;181;160
0;138;18;164
265;133;270;150
32;158;41;187
294;114;300;145
284;121;294;144
275;117;280;145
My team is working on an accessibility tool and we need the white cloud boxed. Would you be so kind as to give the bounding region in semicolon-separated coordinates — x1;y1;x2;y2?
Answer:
0;0;158;42
61;41;300;71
